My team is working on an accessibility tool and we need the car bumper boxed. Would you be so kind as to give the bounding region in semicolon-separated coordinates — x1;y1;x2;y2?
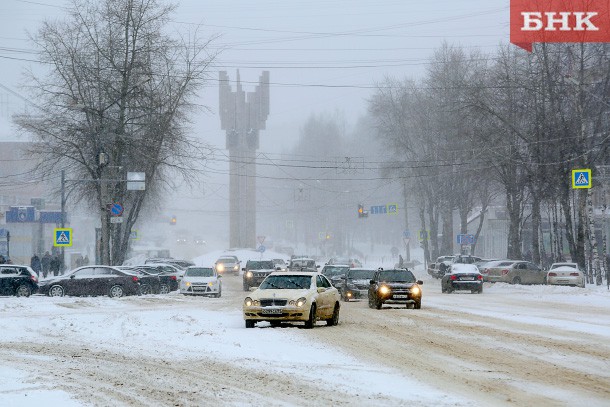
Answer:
485;276;509;283
547;276;583;286
379;294;421;304
180;284;220;295
343;289;367;299
243;306;309;321
450;281;482;290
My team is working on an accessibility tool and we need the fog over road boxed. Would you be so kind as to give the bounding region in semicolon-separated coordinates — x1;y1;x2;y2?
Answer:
0;272;608;406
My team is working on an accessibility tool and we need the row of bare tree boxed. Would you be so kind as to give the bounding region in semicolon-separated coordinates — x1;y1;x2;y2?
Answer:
369;43;610;284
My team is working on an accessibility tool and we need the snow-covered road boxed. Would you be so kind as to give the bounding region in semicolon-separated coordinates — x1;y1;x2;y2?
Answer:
0;268;608;406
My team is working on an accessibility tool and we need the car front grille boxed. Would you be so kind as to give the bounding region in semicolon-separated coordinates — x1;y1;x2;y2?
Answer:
190;285;211;292
260;299;288;307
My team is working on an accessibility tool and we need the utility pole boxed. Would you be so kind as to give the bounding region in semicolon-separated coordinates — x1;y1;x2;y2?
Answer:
402;181;411;262
61;169;66;270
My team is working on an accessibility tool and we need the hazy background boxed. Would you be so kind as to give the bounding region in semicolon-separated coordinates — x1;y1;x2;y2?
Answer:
0;0;509;258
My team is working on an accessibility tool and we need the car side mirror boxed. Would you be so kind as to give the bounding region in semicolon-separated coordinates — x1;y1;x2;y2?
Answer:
316;265;320;268
241;267;245;271
417;280;423;285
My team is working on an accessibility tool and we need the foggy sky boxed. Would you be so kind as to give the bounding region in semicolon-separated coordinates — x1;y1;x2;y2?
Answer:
0;0;509;251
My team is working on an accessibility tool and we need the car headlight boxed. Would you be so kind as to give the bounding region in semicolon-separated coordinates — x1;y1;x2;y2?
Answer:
410;286;421;295
217;264;224;271
244;297;259;307
207;282;214;287
246;271;253;278
379;285;390;295
184;281;191;287
233;265;239;270
289;297;307;307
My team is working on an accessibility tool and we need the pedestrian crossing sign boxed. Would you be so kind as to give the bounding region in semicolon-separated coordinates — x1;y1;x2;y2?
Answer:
572;169;592;189
53;228;73;247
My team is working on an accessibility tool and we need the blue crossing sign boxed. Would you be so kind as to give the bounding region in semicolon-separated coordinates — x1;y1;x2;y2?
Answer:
572;169;592;189
53;228;73;247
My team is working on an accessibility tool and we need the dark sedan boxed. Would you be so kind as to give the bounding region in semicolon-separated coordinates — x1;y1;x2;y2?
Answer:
340;268;376;301
135;264;180;292
368;268;423;309
39;266;140;297
441;264;483;294
117;266;164;295
0;265;39;297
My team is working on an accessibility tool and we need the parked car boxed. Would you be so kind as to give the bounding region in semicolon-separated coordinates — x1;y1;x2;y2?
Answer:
214;255;241;275
145;258;195;271
441;264;483;294
547;263;585;288
452;255;482;265
0;265;39;297
243;271;340;329
38;266;141;297
136;264;181;291
243;260;277;291
368;268;423;309
340;268;376;301
180;266;222;297
320;265;350;291
483;260;546;285
116;265;162;295
428;256;455;279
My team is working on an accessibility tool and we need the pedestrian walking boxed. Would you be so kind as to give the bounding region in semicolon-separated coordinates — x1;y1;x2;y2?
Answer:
41;252;52;278
30;254;42;277
50;255;61;277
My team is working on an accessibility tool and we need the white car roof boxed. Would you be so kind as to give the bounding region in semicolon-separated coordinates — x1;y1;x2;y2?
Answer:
450;264;480;273
550;265;580;272
550;262;578;269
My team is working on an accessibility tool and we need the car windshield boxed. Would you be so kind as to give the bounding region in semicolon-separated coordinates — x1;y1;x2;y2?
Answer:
259;275;312;289
217;258;236;264
247;261;275;269
186;267;214;277
323;266;349;277
378;270;416;283
348;269;376;279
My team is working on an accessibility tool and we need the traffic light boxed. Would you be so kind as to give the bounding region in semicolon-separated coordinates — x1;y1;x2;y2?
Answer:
358;204;368;218
170;215;177;225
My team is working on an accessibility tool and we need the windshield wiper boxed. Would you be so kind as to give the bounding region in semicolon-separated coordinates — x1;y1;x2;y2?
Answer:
285;279;305;289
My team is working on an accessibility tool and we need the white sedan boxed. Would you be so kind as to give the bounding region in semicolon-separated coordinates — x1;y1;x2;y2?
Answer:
547;263;585;288
180;266;222;297
243;271;340;329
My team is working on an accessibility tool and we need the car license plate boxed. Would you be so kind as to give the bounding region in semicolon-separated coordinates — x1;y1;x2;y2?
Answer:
460;276;475;281
393;294;408;299
262;308;282;314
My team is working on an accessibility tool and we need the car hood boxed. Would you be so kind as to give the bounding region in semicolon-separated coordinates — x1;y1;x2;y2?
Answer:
348;278;370;285
249;288;310;299
378;282;417;289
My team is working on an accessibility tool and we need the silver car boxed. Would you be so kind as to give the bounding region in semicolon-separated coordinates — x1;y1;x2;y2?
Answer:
483;260;546;285
180;266;222;297
547;263;585;288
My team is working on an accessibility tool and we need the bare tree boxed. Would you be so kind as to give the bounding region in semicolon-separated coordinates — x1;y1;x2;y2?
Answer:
15;0;216;265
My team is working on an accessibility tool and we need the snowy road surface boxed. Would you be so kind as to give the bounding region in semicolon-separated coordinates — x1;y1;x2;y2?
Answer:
0;271;609;406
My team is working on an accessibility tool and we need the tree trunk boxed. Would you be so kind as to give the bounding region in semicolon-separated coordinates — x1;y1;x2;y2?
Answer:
531;194;541;265
586;189;602;285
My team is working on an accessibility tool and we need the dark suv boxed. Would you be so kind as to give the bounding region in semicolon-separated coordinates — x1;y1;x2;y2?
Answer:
242;260;277;291
0;265;39;297
368;268;423;309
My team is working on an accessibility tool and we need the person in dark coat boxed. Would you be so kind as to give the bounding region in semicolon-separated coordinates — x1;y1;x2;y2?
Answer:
50;256;61;276
41;252;52;278
30;254;42;277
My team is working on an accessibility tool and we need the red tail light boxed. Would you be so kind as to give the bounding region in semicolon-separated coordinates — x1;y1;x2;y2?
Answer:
170;275;177;281
501;269;509;275
548;272;557;277
31;275;38;283
450;275;457;280
569;273;580;276
132;276;139;282
477;275;483;280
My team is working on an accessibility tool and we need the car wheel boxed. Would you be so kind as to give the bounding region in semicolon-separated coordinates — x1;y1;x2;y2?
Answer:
245;320;255;328
304;304;316;329
109;285;124;298
478;287;483;294
140;284;152;295
512;277;521;285
447;286;453;294
413;299;421;309
159;284;170;294
326;303;340;326
15;284;32;297
48;284;64;297
216;286;222;298
441;285;447;293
